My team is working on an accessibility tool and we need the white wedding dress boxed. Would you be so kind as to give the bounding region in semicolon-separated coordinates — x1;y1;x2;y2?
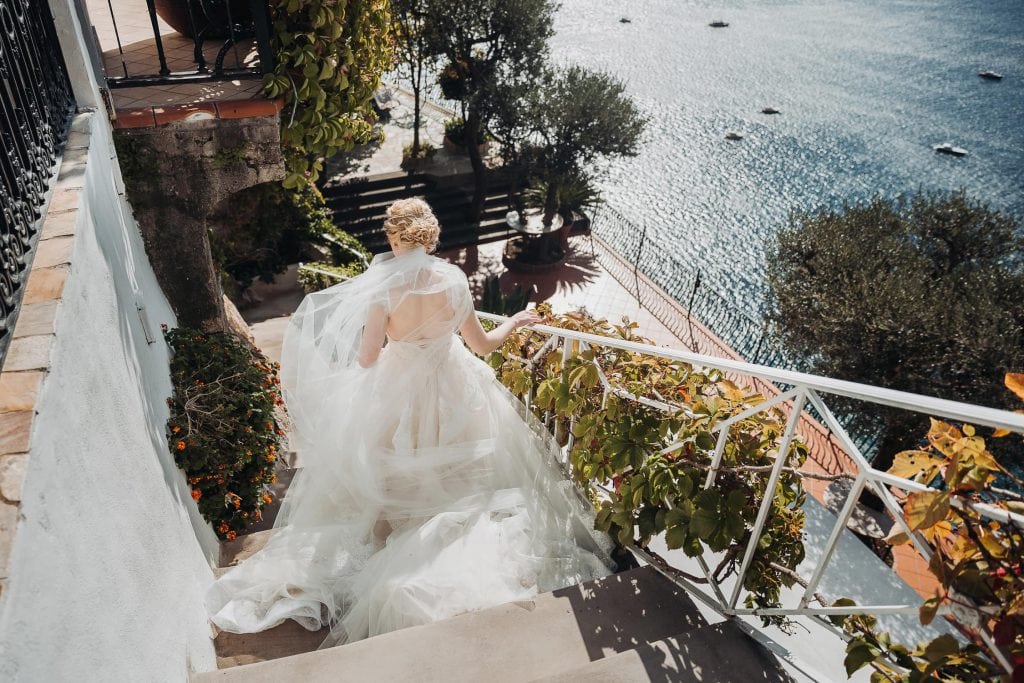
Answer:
206;247;615;648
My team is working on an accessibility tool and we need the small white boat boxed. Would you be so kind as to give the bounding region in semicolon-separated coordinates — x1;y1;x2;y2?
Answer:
978;70;1003;81
933;143;968;157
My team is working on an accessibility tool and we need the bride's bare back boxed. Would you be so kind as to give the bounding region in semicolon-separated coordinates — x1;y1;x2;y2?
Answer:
385;271;457;342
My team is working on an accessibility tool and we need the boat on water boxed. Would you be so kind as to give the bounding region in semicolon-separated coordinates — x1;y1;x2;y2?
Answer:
761;107;780;115
725;132;744;141
619;17;631;23
933;143;968;157
978;70;1003;81
708;20;729;28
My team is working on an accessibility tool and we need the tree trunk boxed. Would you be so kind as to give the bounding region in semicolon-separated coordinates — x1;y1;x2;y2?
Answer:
412;86;421;157
465;110;487;222
411;36;423;157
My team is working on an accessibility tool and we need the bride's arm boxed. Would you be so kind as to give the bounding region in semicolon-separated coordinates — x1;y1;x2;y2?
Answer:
459;309;541;356
357;304;388;367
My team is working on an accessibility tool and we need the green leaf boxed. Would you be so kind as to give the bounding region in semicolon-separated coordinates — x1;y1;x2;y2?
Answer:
828;598;856;626
695;431;716;450
921;634;959;663
844;641;879;677
665;524;688;550
726;488;747;513
919;596;943;625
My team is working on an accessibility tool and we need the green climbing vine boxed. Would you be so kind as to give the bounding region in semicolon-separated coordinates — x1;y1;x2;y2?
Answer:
263;0;395;188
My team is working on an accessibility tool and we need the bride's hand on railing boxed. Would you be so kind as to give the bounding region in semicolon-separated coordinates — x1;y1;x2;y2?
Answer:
510;309;543;330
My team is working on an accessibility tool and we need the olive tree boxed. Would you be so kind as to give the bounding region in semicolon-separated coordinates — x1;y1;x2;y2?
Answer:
420;0;556;220
766;191;1024;467
506;66;648;228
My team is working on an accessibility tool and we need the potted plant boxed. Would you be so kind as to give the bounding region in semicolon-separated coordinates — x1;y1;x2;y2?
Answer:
400;141;437;172
442;117;489;156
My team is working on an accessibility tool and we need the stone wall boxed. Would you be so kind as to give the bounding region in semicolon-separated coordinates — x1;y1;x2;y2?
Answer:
114;113;284;331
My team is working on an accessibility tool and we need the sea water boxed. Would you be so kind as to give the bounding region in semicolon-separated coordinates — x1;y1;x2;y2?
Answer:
549;0;1024;315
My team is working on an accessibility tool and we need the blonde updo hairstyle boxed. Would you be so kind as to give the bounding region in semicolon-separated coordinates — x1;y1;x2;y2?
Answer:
383;198;441;253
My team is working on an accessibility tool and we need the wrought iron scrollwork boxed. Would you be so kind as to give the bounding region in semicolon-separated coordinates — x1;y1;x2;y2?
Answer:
0;0;75;359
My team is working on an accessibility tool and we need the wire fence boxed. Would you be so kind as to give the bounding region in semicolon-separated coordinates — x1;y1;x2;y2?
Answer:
587;204;788;368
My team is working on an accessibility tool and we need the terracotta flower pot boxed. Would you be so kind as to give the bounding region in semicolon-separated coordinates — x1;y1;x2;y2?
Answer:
153;0;252;40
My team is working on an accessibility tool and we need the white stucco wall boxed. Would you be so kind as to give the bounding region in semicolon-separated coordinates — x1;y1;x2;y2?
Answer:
0;117;220;679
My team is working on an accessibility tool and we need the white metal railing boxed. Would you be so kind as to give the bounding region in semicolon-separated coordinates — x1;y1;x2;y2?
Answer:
477;311;1024;675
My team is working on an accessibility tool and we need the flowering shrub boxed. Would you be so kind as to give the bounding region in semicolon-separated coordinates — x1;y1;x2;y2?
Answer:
491;311;809;625
163;326;286;540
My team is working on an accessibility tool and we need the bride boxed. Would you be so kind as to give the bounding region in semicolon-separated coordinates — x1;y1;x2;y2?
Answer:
206;198;615;648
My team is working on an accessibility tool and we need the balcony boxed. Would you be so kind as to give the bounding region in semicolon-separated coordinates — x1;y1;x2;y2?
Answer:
84;0;279;126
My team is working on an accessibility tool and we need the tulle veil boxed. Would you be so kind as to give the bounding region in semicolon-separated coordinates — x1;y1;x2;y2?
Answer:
206;246;615;647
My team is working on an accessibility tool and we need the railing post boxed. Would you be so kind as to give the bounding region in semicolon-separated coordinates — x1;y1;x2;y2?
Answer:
799;471;867;608
728;388;807;609
250;0;276;73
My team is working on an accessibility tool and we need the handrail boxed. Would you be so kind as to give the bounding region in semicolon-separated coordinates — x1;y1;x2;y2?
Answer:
476;309;1023;675
478;313;1024;436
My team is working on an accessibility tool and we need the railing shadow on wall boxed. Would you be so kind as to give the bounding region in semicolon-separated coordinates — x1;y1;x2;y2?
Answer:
0;0;76;365
99;0;274;88
477;311;1024;678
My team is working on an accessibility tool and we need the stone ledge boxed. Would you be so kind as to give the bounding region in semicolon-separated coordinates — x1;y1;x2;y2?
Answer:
113;96;285;130
0;111;92;603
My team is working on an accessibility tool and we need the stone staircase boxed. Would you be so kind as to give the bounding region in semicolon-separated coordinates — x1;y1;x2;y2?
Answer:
198;459;800;682
200;533;795;682
322;171;517;254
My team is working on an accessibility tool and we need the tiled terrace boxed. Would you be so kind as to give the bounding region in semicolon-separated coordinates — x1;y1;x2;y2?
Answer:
85;0;272;124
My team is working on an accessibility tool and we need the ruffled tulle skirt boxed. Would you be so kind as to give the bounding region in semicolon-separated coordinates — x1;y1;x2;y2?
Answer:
206;336;614;646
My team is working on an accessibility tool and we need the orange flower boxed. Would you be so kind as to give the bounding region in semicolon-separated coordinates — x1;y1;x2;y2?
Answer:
217;522;229;533
270;474;277;484
171;425;181;434
176;440;186;451
263;493;273;505
253;510;262;521
226;530;237;541
267;453;276;462
191;489;202;500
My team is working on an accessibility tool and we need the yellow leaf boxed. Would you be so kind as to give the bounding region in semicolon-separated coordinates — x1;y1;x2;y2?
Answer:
889;450;945;483
992;427;1010;438
927;418;962;456
1006;373;1024;401
965;447;1000;473
884;524;910;546
904;490;951;531
962;424;975;437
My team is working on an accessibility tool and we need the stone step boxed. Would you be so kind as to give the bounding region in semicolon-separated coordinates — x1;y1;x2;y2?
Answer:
321;170;430;196
219;529;274;568
529;622;793;683
192;566;705;682
214;620;331;669
324;180;434;210
330;184;512;224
